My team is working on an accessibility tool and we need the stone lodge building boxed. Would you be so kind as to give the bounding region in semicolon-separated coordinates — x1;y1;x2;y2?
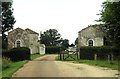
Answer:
78;25;105;49
8;27;45;54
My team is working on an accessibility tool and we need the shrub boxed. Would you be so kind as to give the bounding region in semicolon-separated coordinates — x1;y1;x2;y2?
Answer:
80;46;96;60
10;47;30;61
46;46;60;54
79;46;120;60
2;47;30;61
112;47;120;60
2;49;11;58
97;46;112;60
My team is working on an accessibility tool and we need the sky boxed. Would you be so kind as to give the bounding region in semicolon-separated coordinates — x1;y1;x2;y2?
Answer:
12;0;105;44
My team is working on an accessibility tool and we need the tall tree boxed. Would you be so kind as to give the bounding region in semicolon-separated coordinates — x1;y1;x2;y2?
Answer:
61;39;69;49
1;1;16;49
40;29;61;46
99;1;120;47
69;43;75;47
2;2;16;34
75;38;78;45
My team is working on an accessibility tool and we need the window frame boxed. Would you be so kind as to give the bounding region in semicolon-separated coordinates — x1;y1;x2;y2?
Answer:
87;39;94;46
15;39;21;48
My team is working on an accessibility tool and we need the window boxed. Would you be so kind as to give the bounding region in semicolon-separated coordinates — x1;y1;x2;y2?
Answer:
15;40;21;47
88;39;94;46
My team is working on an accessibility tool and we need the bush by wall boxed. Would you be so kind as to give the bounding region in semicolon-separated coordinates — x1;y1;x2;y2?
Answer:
2;49;11;58
46;46;60;54
80;46;96;60
79;46;120;60
112;47;120;59
2;47;30;61
96;46;111;60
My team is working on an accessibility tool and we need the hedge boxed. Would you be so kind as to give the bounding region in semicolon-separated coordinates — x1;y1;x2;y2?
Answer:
46;46;60;54
80;46;120;60
80;47;95;60
2;49;11;59
2;47;30;61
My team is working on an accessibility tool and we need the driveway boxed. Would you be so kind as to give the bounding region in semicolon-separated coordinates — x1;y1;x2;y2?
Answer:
12;54;118;77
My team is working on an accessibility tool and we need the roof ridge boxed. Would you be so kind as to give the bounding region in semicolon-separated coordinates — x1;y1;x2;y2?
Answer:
25;28;38;34
78;25;100;33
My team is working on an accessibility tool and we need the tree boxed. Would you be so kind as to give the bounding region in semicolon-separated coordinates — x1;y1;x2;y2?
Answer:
69;43;75;47
2;2;16;34
99;1;120;47
98;1;120;63
61;39;69;49
75;38;78;45
2;34;8;49
40;29;61;46
1;2;16;49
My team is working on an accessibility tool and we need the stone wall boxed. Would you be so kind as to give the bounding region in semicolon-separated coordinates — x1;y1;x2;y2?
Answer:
8;28;24;49
8;28;41;54
28;34;39;54
78;26;104;48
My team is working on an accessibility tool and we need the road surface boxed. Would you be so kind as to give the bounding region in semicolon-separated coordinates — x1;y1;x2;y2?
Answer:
12;54;118;77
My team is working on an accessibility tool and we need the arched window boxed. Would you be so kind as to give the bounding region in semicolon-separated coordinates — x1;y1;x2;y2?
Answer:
16;40;20;47
88;39;94;46
15;40;21;47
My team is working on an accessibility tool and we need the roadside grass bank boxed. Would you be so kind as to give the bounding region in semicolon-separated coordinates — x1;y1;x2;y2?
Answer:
56;54;119;70
1;53;45;78
31;53;45;60
0;58;2;78
1;60;27;78
73;60;118;70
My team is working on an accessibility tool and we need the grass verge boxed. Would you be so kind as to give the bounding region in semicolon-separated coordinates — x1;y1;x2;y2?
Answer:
1;60;27;78
73;60;118;70
0;58;2;78
31;53;45;60
56;55;119;70
1;53;45;78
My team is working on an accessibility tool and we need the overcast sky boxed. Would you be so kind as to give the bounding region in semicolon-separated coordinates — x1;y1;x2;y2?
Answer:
12;0;104;44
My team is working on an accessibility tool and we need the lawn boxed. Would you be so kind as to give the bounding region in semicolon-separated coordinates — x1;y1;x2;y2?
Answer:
1;53;45;78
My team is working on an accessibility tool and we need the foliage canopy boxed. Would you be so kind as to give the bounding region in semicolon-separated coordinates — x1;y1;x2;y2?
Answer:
99;1;120;47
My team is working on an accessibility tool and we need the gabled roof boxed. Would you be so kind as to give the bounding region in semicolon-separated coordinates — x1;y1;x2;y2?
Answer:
9;27;39;35
15;27;24;31
8;27;24;34
25;28;39;34
78;24;102;33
